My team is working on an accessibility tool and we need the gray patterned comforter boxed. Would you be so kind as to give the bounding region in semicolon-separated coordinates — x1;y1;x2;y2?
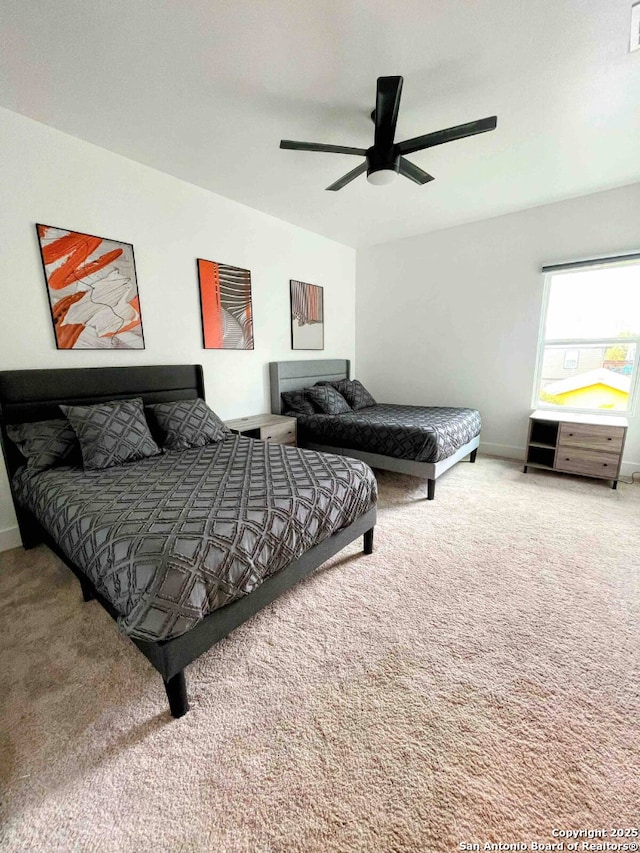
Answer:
13;436;377;642
293;404;481;463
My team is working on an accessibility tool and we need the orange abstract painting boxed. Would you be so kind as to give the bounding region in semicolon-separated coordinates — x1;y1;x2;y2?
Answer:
197;259;254;349
36;224;145;350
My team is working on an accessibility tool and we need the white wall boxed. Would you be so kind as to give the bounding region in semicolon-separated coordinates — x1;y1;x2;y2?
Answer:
356;183;640;473
0;108;356;550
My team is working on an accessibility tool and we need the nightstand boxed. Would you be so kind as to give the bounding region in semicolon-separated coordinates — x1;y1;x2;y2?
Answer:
224;413;297;447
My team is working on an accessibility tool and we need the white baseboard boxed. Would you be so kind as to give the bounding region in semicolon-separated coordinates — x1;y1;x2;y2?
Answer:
479;442;525;461
0;444;636;556
480;442;639;481
0;526;22;553
620;460;640;478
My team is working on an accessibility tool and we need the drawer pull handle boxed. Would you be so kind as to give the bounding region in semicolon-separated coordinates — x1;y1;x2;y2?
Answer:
607;437;612;441
603;463;608;468
565;457;570;461
568;432;573;436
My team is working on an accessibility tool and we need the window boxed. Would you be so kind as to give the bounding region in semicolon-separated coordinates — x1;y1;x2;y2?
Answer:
534;257;640;413
563;349;579;370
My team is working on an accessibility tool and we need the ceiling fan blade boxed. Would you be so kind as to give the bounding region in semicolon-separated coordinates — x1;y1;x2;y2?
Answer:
399;157;435;185
398;116;497;156
280;140;366;156
374;76;403;149
326;162;367;191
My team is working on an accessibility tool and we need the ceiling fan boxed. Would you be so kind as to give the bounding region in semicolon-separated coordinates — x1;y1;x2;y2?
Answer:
280;76;497;190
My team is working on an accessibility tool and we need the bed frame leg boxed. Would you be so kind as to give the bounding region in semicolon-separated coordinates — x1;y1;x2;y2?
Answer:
427;479;435;500
17;512;42;551
79;576;95;602
469;448;478;463
164;670;190;718
363;527;374;554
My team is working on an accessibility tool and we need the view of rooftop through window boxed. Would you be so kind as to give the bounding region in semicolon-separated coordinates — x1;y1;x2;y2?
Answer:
535;260;640;412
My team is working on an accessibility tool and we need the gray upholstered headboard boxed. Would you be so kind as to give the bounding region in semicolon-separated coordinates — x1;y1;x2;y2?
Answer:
269;359;350;414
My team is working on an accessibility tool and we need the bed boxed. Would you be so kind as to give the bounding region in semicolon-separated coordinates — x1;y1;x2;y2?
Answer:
270;359;480;500
0;364;377;718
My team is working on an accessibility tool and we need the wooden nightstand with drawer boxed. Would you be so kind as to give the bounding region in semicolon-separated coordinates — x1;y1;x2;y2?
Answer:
524;410;628;489
224;413;297;447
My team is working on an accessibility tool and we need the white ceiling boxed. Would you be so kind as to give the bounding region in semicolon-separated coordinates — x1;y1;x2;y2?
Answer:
1;0;639;247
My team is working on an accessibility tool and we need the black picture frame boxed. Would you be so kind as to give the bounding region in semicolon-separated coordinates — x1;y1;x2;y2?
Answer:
196;258;255;350
35;223;145;351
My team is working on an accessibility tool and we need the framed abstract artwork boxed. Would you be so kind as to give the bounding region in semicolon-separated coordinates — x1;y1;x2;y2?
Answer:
197;259;254;350
36;224;144;350
290;279;324;350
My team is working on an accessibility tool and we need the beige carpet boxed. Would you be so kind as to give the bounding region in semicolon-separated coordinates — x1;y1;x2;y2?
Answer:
0;457;638;852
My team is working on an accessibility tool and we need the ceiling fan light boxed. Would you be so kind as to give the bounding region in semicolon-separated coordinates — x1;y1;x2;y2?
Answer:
367;168;398;186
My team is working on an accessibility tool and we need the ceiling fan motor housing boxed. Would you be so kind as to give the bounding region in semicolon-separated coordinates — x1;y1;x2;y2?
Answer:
366;144;400;178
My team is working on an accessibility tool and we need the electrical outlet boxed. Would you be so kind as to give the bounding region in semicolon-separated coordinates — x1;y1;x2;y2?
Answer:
631;2;640;51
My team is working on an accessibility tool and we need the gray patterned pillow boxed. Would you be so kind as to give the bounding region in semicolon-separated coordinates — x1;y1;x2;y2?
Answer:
281;389;315;416
147;399;230;451
330;379;377;410
6;419;80;472
61;398;161;470
306;384;351;415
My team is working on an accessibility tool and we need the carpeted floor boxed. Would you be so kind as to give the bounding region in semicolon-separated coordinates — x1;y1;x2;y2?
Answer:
0;457;638;852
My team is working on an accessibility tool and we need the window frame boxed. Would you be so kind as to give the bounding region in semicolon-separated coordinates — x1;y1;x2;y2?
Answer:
532;262;640;416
